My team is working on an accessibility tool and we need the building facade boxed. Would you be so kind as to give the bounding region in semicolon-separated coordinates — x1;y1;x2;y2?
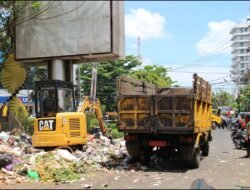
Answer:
0;89;35;115
230;20;250;86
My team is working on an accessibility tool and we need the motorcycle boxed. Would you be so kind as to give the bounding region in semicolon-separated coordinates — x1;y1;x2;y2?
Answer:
232;128;247;149
230;119;240;139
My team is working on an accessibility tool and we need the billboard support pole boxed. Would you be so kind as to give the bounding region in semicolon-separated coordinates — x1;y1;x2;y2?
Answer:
51;59;66;81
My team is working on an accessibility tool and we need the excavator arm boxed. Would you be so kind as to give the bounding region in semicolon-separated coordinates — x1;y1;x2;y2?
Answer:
77;96;106;134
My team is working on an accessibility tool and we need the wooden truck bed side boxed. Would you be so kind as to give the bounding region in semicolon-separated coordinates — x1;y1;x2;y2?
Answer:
117;74;212;134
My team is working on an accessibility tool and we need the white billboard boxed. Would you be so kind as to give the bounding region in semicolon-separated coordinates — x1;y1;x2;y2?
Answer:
15;1;124;63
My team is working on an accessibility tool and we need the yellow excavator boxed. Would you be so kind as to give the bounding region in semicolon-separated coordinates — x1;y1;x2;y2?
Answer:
31;80;106;148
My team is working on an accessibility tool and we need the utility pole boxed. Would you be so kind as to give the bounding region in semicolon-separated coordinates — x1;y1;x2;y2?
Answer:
137;36;142;63
77;64;81;102
90;63;98;102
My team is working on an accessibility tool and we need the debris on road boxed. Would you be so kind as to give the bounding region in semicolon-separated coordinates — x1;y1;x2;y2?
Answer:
0;129;133;185
1;129;173;186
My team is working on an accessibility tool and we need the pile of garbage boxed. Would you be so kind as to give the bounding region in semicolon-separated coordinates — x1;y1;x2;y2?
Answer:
0;130;131;185
0;131;34;185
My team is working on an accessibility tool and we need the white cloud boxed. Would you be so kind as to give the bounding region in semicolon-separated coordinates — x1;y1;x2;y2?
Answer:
125;8;166;40
195;20;236;56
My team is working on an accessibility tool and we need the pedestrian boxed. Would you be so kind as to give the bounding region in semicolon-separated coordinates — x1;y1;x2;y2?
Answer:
2;103;8;123
244;114;250;158
0;103;8;123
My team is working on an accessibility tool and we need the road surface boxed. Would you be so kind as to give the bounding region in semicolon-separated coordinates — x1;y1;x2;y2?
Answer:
3;129;250;189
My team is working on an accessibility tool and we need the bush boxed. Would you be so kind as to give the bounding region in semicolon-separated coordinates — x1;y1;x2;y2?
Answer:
107;123;123;139
26;116;35;135
15;102;34;135
85;112;100;132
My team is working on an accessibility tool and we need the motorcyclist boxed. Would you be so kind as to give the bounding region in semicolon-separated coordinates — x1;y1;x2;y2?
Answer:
244;113;250;158
239;114;246;130
220;112;229;129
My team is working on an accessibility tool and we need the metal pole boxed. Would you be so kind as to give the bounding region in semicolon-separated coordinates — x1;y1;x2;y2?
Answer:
51;59;65;80
77;64;81;101
90;63;98;101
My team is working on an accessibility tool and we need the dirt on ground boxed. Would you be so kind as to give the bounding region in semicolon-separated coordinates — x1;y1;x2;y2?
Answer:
2;129;250;189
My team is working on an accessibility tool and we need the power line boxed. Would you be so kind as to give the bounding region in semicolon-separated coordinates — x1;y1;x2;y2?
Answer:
169;71;230;74
169;41;231;72
209;75;231;82
211;80;236;85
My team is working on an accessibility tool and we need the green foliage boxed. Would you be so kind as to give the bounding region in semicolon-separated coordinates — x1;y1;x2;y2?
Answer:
26;116;35;134
212;91;235;109
106;123;123;139
89;118;99;130
0;1;42;56
85;111;101;132
80;55;142;111
237;84;250;112
15;102;34;135
34;153;81;183
130;65;175;87
31;2;41;10
53;167;80;182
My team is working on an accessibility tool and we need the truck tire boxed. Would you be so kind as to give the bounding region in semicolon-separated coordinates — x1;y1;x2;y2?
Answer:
201;142;209;157
212;122;217;130
125;141;142;158
189;147;200;169
141;147;152;166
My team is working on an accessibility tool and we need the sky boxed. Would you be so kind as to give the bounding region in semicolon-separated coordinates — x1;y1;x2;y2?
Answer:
124;1;250;93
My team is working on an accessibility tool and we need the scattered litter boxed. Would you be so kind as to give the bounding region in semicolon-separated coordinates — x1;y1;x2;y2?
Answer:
133;179;139;183
102;184;108;188
153;183;160;186
83;184;92;189
54;149;79;162
27;170;39;180
220;160;227;163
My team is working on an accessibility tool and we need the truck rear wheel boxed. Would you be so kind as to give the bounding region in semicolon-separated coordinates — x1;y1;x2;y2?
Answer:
141;147;152;166
125;141;142;158
189;147;200;169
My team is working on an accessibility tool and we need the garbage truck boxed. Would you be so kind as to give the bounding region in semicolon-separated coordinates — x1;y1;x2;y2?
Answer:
116;73;212;168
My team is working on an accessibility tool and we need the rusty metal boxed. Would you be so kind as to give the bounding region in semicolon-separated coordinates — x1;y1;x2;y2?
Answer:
117;75;212;135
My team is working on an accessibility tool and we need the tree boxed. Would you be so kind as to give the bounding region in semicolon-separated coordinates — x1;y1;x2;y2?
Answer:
212;91;235;109
236;84;250;112
0;1;42;57
130;65;175;87
80;55;142;111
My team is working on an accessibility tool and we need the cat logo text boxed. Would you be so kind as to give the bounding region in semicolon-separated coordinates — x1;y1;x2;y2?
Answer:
38;119;56;131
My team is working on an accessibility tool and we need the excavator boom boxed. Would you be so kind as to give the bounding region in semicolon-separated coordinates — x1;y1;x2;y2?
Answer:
77;96;106;134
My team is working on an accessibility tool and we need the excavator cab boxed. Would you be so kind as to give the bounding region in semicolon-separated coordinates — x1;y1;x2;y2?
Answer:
34;80;76;118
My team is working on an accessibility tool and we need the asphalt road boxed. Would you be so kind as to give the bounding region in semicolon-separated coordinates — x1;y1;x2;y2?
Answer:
3;129;250;189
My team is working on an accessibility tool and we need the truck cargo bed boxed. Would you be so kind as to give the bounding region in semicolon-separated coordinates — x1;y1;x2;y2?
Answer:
117;74;212;134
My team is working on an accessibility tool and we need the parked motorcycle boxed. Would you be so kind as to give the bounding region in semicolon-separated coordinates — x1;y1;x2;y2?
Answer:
232;128;247;149
228;118;239;131
230;119;240;139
